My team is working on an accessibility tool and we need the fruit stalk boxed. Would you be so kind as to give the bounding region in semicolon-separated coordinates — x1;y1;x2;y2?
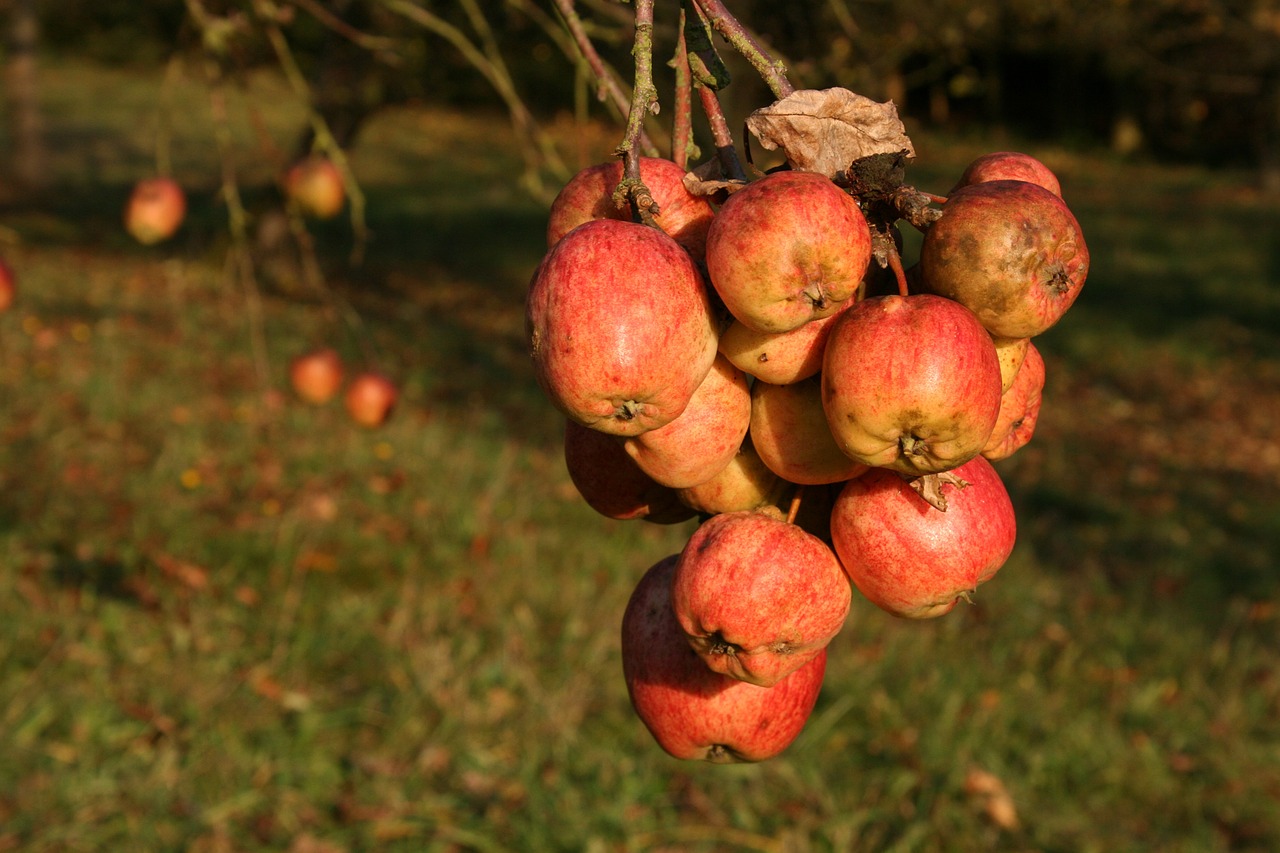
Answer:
615;0;662;226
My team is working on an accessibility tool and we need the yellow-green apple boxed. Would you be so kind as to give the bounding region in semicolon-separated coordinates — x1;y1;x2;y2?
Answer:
830;455;1016;618
0;260;15;312
751;375;869;485
344;371;398;427
622;554;827;763
289;348;344;405
125;177;187;245
993;335;1030;394
918;180;1089;339
622;354;750;489
675;437;787;515
564;420;697;524
670;509;850;687
545;156;716;259
951;151;1062;198
284;155;345;219
718;297;853;385
983;341;1045;462
705;170;871;334
822;294;1003;476
526;219;719;437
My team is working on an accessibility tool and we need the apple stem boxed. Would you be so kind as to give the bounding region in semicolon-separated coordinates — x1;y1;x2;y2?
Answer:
887;240;911;297
785;487;804;525
614;0;663;228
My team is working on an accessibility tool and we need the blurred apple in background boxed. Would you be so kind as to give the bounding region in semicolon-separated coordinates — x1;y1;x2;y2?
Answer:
344;371;398;427
289;348;344;405
125;177;186;245
284;155;345;220
0;260;15;312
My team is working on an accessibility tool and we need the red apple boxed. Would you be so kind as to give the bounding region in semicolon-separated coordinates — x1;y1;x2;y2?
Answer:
705;170;871;334
675;437;786;515
564;420;697;524
918;180;1089;339
125;177;186;245
546;156;716;259
717;296;853;385
983;341;1045;462
0;259;15;312
830;455;1017;619
951;151;1062;198
526;219;719;437
751;375;869;485
344;371;398;427
822;294;1004;476
622;554;827;763
284;156;345;220
289;348;344;405
622;354;751;489
670;509;850;687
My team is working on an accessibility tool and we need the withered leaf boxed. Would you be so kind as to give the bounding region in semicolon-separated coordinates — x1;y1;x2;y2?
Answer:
745;88;915;179
682;156;748;200
908;470;970;511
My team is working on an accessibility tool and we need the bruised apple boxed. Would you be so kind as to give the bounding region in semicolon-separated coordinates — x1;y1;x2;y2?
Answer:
919;180;1089;339
670;509;850;687
546;156;715;258
822;294;1003;477
622;555;827;763
623;354;751;489
125;177;186;245
344;371;398;427
951;151;1062;198
564;421;696;524
983;341;1045;462
830;455;1016;618
751;375;868;486
284;156;345;219
289;348;344;405
526;219;719;437
705;170;871;334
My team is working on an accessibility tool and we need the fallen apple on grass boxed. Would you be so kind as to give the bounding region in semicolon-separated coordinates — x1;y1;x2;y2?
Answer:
289;348;345;405
344;371;398;428
284;155;345;220
125;177;187;245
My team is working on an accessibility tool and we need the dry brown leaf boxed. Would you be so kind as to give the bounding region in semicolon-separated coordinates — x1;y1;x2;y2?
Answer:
682;157;748;199
745;88;915;179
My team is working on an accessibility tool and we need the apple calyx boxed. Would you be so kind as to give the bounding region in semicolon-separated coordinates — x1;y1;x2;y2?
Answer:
908;470;971;512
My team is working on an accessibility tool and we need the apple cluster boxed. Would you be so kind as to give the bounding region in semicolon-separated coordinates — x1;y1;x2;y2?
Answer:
526;150;1087;763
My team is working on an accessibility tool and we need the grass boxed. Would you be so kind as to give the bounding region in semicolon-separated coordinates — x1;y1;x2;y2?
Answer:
1;58;1279;851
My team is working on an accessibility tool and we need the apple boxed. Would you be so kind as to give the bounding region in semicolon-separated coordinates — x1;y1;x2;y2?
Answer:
0;260;15;312
705;170;871;334
344;371;398;427
993;335;1030;394
822;294;1004;476
622;354;751;489
564;420;697;524
526;218;719;437
751;375;869;485
284;155;345;219
546;156;716;259
289;348;344;405
951;151;1062;198
125;177;186;245
830;455;1017;619
983;341;1045;462
675;436;787;515
670;509;850;687
918;180;1089;339
622;554;827;763
717;297;853;385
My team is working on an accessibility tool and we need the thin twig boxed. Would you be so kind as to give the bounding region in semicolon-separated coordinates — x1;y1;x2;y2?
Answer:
698;85;746;182
615;0;661;225
690;0;793;99
670;8;695;170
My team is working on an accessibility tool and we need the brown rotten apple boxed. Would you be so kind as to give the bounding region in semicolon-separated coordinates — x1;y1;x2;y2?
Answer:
545;156;715;259
125;177;187;245
526;218;719;437
822;294;1004;477
705;170;871;334
670;509;850;687
983;341;1045;462
919;180;1089;339
830;455;1016;619
622;554;827;763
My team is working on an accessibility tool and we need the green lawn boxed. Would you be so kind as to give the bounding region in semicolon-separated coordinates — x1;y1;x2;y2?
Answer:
0;59;1278;852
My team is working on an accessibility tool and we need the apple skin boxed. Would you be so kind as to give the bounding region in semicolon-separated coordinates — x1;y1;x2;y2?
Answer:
0;260;15;312
125;177;187;245
289;348;344;405
951;151;1062;198
526;219;719;437
751;375;869;486
675;437;786;515
718;296;854;385
830;455;1017;619
284;156;345;219
622;354;751;489
918;180;1089;339
546;156;715;259
993;335;1030;394
564;420;697;524
622;554;827;763
822;294;1004;477
705;170;871;334
670;509;850;687
344;371;398;427
983;341;1045;462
